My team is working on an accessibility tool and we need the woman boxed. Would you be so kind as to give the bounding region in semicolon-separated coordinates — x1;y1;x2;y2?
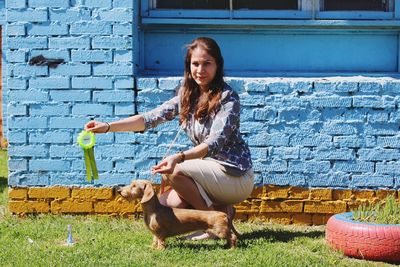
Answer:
85;37;254;238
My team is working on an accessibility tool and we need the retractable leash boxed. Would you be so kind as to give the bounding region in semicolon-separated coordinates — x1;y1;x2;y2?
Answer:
77;130;99;182
153;126;183;194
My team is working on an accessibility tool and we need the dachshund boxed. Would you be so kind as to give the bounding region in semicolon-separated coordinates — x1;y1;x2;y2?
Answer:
117;179;237;249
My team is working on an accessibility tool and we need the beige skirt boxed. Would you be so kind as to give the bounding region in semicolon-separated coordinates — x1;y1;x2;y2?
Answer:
176;158;254;207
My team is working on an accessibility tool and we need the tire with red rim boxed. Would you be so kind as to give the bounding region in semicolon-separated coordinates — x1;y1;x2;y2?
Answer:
326;212;400;263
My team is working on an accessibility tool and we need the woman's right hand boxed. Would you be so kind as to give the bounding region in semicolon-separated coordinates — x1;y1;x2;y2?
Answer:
84;120;109;133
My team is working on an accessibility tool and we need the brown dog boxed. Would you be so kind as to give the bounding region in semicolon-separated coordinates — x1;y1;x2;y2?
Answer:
117;179;237;249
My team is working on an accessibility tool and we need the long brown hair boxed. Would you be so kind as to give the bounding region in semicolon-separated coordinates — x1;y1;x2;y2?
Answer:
180;37;224;125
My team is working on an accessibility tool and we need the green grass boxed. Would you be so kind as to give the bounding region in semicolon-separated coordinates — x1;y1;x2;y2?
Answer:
352;195;400;225
0;150;396;267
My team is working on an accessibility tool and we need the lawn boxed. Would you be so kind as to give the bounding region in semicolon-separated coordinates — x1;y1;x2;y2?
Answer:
0;149;395;267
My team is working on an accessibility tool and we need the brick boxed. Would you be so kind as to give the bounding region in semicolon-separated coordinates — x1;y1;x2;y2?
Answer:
93;90;134;102
49;37;90;49
8;145;48;157
8;9;48;22
50;9;91;23
264;185;289;199
7;131;27;144
51;199;93;213
351;175;394;188
9;200;50;214
292;214;312;225
332;189;352;200
30;104;69;116
29;131;71;144
72;188;114;200
245;80;267;92
50;63;91;76
258;212;292;224
84;0;111;8
304;201;347;214
8;103;27;116
260;200;303;213
49;117;88;129
72;77;112;89
312;214;332;225
9;117;48;129
352;190;375;200
6;50;26;63
27;23;68;35
7;24;26;36
93;63;133;76
94;199;138;213
250;186;264;198
268;82;290;93
71;50;112;62
9;159;28;172
358;81;382;93
29;77;70;89
95;9;133;22
8;37;48;49
9;90;48;102
114;50;133;62
29;0;70;8
310;97;352;108
113;23;133;35
309;189;332;200
70;22;112;35
72;103;113;116
30;160;71;172
288;186;309;199
8;188;28;200
50;90;91;102
7;0;27;8
28;187;70;199
375;189;397;200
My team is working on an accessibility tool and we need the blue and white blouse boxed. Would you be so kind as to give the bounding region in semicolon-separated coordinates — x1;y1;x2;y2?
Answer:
142;83;252;173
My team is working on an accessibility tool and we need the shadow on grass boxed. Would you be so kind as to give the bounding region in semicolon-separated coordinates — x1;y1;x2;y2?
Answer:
0;176;7;194
168;227;325;250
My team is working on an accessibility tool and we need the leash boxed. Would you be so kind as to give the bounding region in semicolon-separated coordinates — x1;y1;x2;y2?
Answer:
150;126;183;194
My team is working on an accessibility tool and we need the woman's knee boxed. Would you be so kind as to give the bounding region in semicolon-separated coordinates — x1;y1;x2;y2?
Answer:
159;189;188;208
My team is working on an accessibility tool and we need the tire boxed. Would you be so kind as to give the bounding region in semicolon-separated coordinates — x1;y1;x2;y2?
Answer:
326;212;400;264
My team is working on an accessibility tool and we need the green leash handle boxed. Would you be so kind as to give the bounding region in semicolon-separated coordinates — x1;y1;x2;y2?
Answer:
77;131;99;182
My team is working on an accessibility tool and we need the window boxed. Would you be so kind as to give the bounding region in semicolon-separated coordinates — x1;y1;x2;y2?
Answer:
142;0;395;19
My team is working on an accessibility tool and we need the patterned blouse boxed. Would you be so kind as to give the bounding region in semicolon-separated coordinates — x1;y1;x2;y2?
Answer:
142;83;253;173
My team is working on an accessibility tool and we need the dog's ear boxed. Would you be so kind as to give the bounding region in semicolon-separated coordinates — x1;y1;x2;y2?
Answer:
141;181;155;203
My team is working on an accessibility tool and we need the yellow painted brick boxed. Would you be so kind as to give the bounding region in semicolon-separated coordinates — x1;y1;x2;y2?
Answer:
260;200;303;213
236;199;261;213
309;189;332;200
94;199;138;214
312;214;332;225
332;189;353;201
264;185;289;199
9;200;50;214
51;199;93;213
250;186;264;198
8;187;28;200
292;213;312;225
72;188;114;200
258;212;292;224
352;190;375;200
304;201;347;214
288;186;309;199
375;189;397;200
28;187;70;199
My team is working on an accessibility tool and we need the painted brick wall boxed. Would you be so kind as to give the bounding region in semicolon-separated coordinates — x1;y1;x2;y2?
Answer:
4;1;400;194
6;0;135;185
136;77;400;191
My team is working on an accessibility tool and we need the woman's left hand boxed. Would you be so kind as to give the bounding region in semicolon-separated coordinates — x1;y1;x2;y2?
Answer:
151;154;180;175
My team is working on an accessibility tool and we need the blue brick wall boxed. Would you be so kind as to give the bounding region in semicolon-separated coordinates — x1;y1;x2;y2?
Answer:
3;1;400;190
5;0;135;186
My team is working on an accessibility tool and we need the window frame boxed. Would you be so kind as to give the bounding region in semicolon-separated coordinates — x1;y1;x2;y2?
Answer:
141;0;399;20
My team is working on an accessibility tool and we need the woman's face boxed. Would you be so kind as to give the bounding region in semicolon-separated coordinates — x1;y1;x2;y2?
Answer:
190;47;217;91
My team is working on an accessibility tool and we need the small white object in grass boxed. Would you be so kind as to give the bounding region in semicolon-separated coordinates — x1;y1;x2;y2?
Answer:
66;224;75;246
27;237;34;244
